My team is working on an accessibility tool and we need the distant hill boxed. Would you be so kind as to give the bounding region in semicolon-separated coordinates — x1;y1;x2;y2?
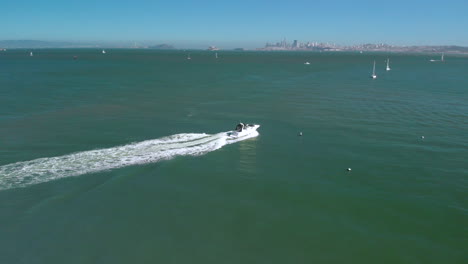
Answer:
148;44;175;49
0;40;95;48
0;40;175;49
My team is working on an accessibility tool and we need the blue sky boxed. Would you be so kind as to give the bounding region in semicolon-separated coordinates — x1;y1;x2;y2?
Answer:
2;0;468;48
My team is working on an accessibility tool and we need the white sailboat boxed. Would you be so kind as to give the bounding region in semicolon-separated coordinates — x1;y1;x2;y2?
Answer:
187;54;191;60
371;60;377;79
304;62;310;65
430;53;444;62
386;58;391;71
102;49;106;54
30;51;33;57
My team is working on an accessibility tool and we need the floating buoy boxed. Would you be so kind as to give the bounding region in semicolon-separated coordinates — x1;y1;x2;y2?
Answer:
347;168;352;171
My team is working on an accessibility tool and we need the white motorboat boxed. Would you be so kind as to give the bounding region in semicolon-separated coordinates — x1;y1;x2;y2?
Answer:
227;123;260;139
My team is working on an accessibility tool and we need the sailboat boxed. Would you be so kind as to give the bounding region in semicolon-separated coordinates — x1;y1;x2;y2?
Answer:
371;60;377;79
430;53;444;62
187;54;191;60
102;49;106;54
30;51;33;57
386;58;391;71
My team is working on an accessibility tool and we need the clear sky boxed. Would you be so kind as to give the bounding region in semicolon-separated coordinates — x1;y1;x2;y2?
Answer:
2;0;468;48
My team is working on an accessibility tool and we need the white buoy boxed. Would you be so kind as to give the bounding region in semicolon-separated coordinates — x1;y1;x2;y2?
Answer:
347;168;352;171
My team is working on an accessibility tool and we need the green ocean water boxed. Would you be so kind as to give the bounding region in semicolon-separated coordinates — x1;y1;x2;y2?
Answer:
0;49;467;263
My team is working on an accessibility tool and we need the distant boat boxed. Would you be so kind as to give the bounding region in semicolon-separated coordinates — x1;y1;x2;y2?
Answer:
30;51;33;57
371;60;377;79
102;49;106;54
304;62;310;65
386;58;391;71
430;53;444;62
187;54;191;60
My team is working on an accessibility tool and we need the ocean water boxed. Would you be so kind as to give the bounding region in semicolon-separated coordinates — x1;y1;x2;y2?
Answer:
0;49;467;263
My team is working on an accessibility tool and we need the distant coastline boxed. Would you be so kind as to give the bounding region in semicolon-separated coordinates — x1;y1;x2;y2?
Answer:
258;39;468;54
1;40;468;54
257;45;468;54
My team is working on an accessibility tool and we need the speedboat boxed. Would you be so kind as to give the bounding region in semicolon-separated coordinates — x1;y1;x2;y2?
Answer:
227;123;260;139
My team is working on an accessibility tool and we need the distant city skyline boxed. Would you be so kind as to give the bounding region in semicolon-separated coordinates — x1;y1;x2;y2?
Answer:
2;39;468;55
2;0;468;48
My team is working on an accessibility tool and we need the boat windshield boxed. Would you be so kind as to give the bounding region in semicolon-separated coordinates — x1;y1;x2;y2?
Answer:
235;123;244;132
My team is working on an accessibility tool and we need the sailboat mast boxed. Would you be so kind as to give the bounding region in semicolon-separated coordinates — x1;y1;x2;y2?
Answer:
373;60;376;75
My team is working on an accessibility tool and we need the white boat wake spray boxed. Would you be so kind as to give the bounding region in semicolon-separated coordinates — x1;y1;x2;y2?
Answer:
0;124;260;190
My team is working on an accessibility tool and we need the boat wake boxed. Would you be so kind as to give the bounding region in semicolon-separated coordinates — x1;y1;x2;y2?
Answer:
0;130;259;190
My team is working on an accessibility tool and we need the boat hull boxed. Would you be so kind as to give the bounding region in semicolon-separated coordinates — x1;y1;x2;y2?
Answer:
227;125;260;139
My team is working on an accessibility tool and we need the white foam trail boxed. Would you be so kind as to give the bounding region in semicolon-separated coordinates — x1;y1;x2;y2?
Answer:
0;130;259;190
